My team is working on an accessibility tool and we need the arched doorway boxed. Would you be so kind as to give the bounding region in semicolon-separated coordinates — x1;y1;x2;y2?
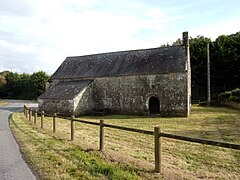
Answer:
149;97;160;115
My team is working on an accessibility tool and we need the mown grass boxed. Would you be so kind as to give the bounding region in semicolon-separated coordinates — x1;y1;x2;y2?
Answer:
10;105;240;179
10;114;144;180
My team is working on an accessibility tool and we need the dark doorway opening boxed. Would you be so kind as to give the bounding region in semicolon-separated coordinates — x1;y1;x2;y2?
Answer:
149;97;160;114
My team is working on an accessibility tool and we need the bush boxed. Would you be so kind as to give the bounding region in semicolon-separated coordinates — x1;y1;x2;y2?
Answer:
218;91;231;101
229;96;240;103
231;88;240;97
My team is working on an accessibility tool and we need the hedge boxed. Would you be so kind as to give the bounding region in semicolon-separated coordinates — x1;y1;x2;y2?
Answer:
218;88;240;103
229;96;240;103
231;88;240;97
218;91;231;101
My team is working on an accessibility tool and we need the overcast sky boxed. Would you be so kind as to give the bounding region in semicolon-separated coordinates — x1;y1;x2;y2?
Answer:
0;0;239;74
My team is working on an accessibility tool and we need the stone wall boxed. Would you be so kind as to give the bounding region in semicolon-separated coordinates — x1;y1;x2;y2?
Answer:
39;73;189;117
38;99;74;115
74;84;94;115
80;73;189;116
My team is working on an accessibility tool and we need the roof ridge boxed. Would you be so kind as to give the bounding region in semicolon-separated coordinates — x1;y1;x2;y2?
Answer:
66;45;183;59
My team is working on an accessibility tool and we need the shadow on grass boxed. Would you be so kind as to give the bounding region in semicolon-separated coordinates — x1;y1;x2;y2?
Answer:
192;105;239;114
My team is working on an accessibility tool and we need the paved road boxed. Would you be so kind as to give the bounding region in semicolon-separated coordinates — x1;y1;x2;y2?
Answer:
0;100;38;180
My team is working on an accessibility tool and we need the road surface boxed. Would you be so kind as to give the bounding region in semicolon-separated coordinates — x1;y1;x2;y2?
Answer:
0;100;38;180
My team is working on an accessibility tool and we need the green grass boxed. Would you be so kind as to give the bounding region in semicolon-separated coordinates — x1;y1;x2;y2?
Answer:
10;105;240;179
10;114;143;179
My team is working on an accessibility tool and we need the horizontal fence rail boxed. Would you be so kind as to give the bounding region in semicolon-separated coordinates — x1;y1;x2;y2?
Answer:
160;132;240;150
23;105;240;173
73;119;100;126
104;123;154;135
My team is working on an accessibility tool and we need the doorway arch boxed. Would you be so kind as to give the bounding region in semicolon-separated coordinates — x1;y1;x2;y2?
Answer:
149;96;160;115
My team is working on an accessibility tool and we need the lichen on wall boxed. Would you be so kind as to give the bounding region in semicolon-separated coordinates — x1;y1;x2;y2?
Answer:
80;73;189;116
38;99;74;115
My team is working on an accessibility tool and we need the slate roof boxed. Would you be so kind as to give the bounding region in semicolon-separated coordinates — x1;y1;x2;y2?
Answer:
51;46;186;79
38;80;92;100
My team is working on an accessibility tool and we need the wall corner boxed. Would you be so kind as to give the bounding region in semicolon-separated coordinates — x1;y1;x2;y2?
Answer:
182;31;191;116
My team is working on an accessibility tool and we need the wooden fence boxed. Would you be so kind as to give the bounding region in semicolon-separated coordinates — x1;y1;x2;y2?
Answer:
23;105;240;173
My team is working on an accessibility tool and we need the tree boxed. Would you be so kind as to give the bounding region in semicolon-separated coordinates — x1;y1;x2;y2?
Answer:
0;75;7;87
189;36;211;100
17;73;31;99
211;32;240;95
0;75;7;97
172;38;182;46
4;72;20;98
30;71;49;98
0;71;49;100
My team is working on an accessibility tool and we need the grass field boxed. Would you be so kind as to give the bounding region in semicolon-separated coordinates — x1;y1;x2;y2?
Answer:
10;105;240;179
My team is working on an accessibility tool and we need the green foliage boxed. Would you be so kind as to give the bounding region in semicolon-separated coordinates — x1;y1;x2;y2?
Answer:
160;38;182;47
0;75;7;87
218;91;231;101
0;71;49;100
0;70;10;76
229;96;240;103
210;32;240;98
64;148;139;179
189;32;240;101
231;88;240;97
30;71;49;99
160;42;171;47
0;75;7;97
218;87;240;103
172;38;182;46
190;36;211;101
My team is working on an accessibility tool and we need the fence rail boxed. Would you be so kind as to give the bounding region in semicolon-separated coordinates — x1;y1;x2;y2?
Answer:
104;123;154;135
23;105;240;173
160;132;240;150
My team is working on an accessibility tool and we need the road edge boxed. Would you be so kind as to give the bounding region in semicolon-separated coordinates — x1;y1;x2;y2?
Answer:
8;113;41;180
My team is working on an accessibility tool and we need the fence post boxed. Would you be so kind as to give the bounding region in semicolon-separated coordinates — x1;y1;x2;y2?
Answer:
23;105;26;116
25;107;28;119
24;105;27;116
154;126;162;173
41;111;44;129
99;120;105;151
34;110;37;124
29;108;32;121
26;108;29;119
53;113;57;133
71;115;75;141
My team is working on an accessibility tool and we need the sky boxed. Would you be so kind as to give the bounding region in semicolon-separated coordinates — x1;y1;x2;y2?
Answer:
0;0;239;74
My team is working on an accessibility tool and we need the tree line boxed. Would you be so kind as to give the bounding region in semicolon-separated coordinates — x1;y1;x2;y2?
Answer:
0;31;239;101
164;31;240;101
190;31;240;100
0;71;49;100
